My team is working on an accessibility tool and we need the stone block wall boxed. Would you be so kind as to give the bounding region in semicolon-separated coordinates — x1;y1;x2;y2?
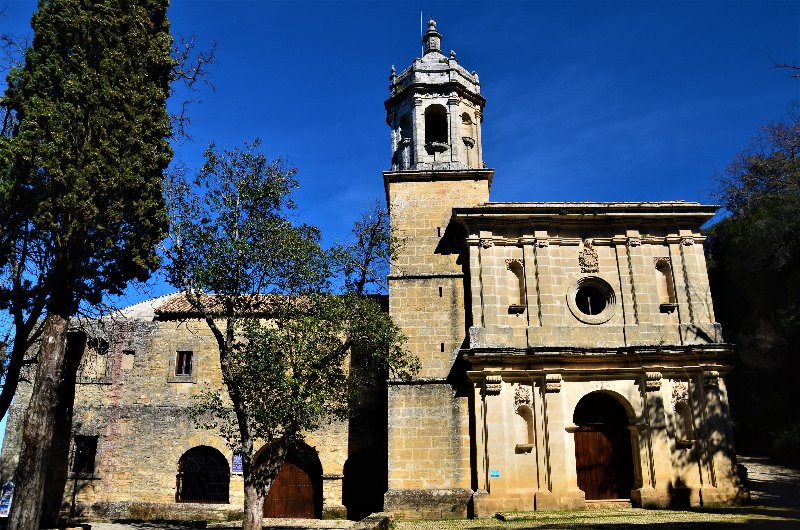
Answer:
385;382;471;519
384;170;491;518
458;208;723;352
468;368;740;515
0;314;353;522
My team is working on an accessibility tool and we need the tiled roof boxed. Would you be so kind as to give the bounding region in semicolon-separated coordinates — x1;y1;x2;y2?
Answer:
154;293;274;316
153;292;388;318
115;292;182;320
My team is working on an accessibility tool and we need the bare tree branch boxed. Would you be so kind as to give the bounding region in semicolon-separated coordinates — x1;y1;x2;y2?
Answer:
769;56;800;78
170;34;216;141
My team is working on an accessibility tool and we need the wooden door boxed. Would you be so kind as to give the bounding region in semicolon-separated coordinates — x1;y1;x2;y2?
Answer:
574;426;633;500
264;461;316;518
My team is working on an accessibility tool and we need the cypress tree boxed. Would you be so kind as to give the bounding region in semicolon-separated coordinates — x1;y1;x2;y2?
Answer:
2;1;173;527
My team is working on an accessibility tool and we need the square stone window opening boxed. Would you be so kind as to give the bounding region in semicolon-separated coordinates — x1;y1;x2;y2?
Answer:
176;351;193;376
72;435;98;477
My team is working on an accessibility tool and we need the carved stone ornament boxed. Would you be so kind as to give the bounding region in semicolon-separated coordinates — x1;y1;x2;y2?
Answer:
645;372;662;392
671;382;689;408
545;373;562;393
681;237;695;246
579;239;599;273
514;385;532;409
627;237;641;248
537;239;549;248
506;258;522;270
653;257;671;265
480;239;494;249
703;371;720;389
485;375;502;395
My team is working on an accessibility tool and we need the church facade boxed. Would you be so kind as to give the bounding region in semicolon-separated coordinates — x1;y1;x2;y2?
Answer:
381;19;742;518
0;19;743;523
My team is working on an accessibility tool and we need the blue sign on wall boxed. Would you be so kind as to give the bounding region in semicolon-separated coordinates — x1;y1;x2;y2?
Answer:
490;469;500;478
231;452;243;475
0;481;14;517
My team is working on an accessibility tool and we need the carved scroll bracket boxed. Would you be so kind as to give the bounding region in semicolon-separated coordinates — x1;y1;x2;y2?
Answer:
645;372;662;392
703;371;720;389
545;373;562;393
485;375;502;395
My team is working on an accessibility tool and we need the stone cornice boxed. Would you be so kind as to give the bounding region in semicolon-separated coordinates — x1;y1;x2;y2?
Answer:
453;202;718;228
461;344;734;370
383;168;494;185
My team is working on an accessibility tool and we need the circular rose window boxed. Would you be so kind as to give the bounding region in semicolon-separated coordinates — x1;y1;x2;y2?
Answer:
567;277;617;324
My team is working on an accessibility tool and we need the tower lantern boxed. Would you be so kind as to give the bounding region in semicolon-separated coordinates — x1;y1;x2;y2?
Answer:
385;18;486;171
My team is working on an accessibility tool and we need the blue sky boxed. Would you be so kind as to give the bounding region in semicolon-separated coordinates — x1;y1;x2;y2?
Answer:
0;0;797;448
3;0;798;308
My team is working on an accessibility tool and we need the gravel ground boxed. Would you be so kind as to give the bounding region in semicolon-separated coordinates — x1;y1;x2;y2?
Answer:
738;455;800;511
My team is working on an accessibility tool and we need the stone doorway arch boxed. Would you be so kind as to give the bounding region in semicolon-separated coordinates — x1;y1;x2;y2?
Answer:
176;446;230;503
261;443;323;518
573;392;635;500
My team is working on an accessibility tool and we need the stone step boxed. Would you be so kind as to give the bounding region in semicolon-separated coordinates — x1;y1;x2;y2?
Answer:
584;499;633;509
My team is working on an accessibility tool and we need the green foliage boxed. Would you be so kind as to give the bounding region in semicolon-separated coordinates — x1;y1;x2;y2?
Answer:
166;142;417;517
707;114;800;361
164;140;326;309
329;203;401;295
706;110;800;455
771;424;800;468
0;2;176;526
191;293;416;445
1;0;173;309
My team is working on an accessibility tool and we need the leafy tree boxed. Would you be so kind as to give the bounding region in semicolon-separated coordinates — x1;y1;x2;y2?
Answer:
0;1;174;528
329;203;400;295
164;142;416;529
0;19;41;425
706;109;800;463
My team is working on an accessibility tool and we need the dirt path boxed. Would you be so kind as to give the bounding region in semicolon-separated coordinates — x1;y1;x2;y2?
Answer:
739;455;800;511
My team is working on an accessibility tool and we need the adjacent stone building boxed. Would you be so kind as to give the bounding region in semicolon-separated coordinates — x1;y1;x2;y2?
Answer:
1;295;382;521
1;18;743;523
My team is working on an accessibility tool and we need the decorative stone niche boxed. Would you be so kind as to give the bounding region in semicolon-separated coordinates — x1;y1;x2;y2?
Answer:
514;384;534;453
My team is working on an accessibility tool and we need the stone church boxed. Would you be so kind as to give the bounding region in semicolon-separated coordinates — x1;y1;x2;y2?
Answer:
1;19;743;522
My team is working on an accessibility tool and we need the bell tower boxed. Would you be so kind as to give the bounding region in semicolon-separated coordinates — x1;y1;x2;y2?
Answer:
386;18;486;171
383;19;493;518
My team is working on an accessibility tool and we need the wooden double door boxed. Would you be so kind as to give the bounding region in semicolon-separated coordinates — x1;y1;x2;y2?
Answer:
574;425;634;500
573;392;635;500
264;461;318;518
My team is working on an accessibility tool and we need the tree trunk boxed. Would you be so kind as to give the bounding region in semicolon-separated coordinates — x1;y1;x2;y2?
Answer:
242;479;265;530
8;310;70;530
40;332;84;526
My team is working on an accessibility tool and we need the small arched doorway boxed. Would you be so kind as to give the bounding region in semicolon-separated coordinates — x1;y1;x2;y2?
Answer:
343;449;386;520
573;392;634;500
262;443;323;518
176;446;230;503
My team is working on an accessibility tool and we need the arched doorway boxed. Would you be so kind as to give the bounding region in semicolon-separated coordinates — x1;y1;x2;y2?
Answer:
262;444;322;518
573;392;634;500
176;446;230;503
343;449;386;520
